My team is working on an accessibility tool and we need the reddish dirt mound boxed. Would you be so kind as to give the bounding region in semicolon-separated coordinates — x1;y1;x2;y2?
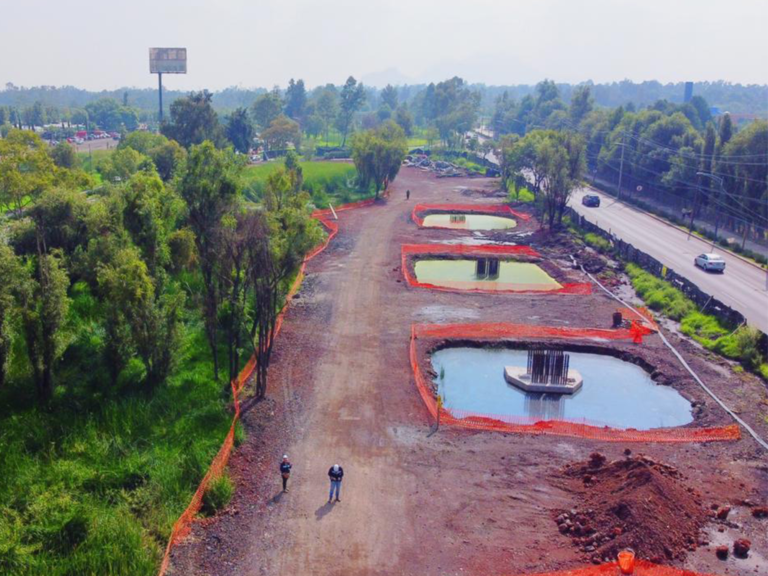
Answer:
554;453;707;565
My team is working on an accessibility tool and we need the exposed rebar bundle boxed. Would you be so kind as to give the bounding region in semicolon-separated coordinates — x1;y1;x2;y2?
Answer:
527;349;570;386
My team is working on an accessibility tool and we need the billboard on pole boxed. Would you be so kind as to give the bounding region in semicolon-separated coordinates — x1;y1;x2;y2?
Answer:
149;48;187;74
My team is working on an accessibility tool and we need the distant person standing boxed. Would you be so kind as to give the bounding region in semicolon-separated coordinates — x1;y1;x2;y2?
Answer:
406;189;411;200
280;455;292;493
328;464;344;503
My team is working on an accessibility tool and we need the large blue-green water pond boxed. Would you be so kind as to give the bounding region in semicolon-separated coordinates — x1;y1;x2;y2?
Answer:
432;347;693;430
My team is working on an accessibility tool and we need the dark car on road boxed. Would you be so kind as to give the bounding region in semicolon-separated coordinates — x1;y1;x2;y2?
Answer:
581;194;600;207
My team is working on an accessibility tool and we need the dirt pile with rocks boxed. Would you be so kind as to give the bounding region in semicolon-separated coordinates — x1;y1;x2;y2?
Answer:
554;453;708;564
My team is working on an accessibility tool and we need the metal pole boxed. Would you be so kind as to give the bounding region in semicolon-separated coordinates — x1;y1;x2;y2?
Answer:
617;132;626;201
687;187;697;240
696;172;725;252
158;72;163;125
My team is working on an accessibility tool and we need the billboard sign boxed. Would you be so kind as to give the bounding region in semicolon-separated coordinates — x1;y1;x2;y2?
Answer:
149;48;187;74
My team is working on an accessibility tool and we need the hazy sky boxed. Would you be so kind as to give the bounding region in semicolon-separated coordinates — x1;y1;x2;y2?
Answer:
1;0;766;90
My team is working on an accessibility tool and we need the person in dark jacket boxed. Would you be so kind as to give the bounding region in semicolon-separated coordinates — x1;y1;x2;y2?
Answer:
328;464;343;503
406;189;411;200
280;455;292;492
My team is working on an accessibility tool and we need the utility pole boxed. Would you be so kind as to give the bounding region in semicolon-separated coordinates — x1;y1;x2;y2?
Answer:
617;132;626;201
696;172;724;252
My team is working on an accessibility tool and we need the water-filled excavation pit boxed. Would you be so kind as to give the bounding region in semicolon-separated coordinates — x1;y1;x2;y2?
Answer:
414;258;562;292
431;347;693;430
422;213;517;230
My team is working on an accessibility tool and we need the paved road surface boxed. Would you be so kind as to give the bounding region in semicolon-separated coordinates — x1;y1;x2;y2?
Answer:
571;187;768;333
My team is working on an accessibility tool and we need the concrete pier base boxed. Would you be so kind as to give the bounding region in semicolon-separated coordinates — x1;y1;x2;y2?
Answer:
504;366;583;394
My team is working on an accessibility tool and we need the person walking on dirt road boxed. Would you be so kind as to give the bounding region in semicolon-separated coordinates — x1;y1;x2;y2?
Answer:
406;189;411;200
328;464;344;503
280;455;292;492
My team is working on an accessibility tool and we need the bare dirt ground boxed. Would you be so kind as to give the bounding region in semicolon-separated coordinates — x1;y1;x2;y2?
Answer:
169;168;768;576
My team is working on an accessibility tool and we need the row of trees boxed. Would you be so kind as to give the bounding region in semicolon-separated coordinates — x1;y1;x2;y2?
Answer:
1;95;141;135
493;81;768;240
0;127;321;405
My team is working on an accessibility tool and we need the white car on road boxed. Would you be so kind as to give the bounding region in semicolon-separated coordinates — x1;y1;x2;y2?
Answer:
694;253;726;273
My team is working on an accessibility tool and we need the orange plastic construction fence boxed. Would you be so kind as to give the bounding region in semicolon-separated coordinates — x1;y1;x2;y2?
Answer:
411;202;531;227
497;559;721;576
410;323;740;444
401;243;593;295
157;198;378;575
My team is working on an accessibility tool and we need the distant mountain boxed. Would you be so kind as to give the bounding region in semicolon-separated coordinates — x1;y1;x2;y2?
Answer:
360;68;414;87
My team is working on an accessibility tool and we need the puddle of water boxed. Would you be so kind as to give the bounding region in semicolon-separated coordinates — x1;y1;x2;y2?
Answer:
414;259;562;291
432;347;693;430
422;213;517;230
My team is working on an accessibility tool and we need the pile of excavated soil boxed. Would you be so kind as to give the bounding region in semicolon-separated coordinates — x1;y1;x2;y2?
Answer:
554;453;708;564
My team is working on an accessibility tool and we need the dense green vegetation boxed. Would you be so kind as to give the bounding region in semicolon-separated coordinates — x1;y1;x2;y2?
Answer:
0;111;327;573
624;263;767;376
493;81;767;247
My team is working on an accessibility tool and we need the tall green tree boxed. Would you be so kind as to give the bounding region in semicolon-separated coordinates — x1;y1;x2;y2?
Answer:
84;98;139;131
284;79;307;121
0;244;22;389
245;176;322;399
225;107;255;154
251;90;283;131
98;247;183;388
336;76;366;147
539;131;586;227
261;115;301;151
49;141;78;169
351;121;408;198
569;85;593;124
315;87;339;145
0;130;57;214
179;141;241;380
380;84;399;110
19;251;71;403
162;91;225;148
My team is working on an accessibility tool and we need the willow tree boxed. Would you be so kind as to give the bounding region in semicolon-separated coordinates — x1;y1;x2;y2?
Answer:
351;121;408;198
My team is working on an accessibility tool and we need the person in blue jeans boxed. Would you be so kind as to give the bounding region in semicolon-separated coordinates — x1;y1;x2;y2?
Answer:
328;464;344;503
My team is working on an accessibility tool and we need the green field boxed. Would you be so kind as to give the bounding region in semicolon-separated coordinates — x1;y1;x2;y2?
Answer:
243;160;374;208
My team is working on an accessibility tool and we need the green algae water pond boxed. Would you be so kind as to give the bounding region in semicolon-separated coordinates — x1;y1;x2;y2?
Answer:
422;213;517;230
414;259;562;291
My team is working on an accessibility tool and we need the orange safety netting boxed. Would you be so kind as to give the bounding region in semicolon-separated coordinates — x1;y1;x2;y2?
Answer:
410;323;740;444
401;244;593;295
411;202;531;227
157;198;378;575
498;559;721;576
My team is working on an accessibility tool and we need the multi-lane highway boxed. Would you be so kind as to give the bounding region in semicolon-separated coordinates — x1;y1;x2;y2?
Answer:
570;187;768;333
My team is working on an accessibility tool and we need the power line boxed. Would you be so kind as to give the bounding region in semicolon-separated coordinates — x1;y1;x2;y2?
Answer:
591;151;768;225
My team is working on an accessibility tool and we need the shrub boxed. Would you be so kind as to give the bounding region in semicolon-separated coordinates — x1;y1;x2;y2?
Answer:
200;473;233;516
625;264;694;320
584;233;612;252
